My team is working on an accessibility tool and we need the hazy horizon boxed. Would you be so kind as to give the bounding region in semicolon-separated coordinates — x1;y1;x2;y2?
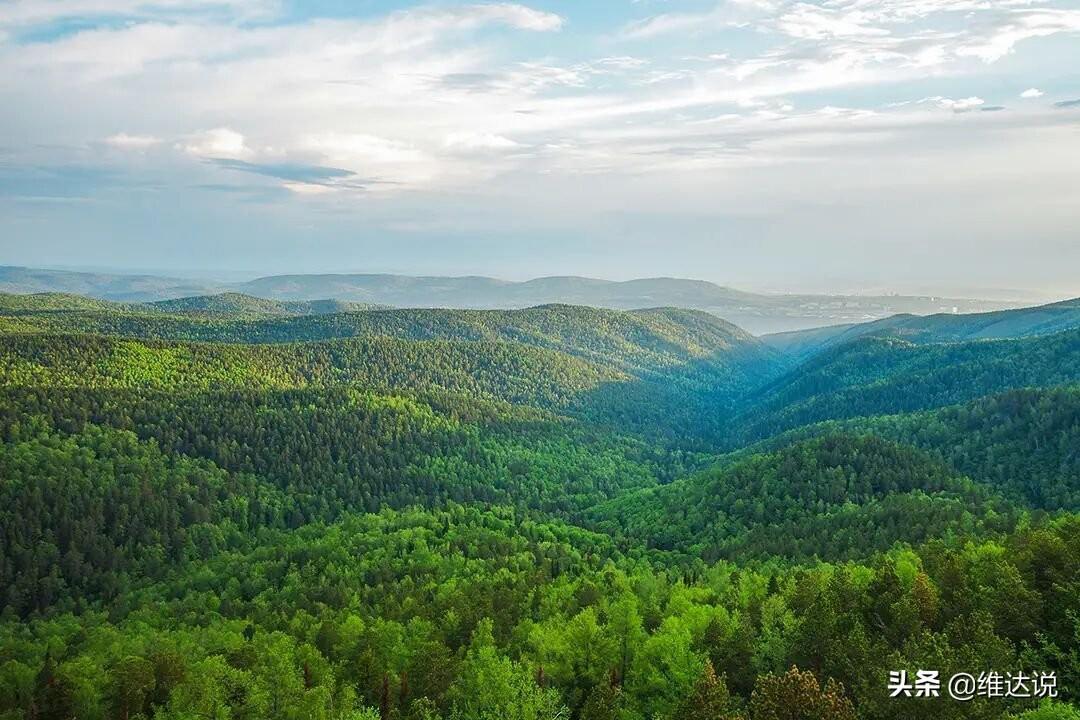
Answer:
2;260;1070;304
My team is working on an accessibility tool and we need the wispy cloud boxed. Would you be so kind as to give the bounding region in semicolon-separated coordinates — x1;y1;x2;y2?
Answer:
444;132;522;152
2;0;1080;290
105;133;162;150
619;2;765;40
921;96;986;113
0;0;278;28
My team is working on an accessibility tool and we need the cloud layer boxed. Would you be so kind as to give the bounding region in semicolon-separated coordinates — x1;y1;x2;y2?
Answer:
1;0;1079;294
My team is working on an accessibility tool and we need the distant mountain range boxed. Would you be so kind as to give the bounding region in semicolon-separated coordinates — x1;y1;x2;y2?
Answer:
762;296;1080;359
0;264;1033;334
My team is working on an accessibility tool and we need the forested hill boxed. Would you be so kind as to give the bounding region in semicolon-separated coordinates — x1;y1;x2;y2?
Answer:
149;293;388;315
763;295;1080;360
0;292;129;313
0;293;777;372
0;333;619;409
3;290;1080;720
0;299;790;442
588;434;1019;562
738;328;1080;441
719;386;1080;511
0;292;387;317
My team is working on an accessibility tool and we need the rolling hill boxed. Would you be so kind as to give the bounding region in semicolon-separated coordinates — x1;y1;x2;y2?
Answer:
727;386;1080;511
738;328;1080;441
0;299;789;434
589;434;1018;562
149;293;388;315
0;265;221;300
763;296;1080;360
1;265;1024;334
3;289;1080;719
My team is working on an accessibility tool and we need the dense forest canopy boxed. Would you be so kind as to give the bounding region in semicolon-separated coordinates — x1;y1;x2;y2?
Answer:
1;293;1078;720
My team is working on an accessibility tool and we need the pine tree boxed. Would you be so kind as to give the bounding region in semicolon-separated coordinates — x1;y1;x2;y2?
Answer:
749;666;856;720
31;650;75;720
673;661;743;720
579;681;624;720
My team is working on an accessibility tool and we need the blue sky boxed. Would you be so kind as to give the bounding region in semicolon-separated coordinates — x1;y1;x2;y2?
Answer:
1;0;1079;296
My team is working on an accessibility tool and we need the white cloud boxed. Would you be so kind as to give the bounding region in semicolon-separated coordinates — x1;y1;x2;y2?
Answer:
302;133;424;164
105;132;161;149
920;96;986;113
282;181;337;195
620;13;706;40
300;133;435;185
183;128;252;159
444;132;521;151
619;2;766;40
593;56;649;71
774;4;890;40
458;4;563;32
2;1;1080;293
2;0;1079;202
1021;87;1044;98
954;8;1080;63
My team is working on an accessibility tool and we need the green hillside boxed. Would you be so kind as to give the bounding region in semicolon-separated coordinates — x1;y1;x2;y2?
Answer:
764;296;1080;360
0;296;775;373
149;292;387;315
0;300;790;442
589;434;1019;562
0;291;386;318
0;292;145;313
739;329;1080;441
729;386;1080;511
2;292;1079;720
0;333;618;409
4;464;1077;720
0;266;221;301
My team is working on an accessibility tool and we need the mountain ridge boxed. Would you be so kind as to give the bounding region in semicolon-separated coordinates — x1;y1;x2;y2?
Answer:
763;294;1080;359
1;265;1026;334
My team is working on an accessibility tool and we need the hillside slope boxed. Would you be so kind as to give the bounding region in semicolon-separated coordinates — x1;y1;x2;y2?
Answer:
740;328;1080;441
0;295;772;371
0;333;618;409
0;301;790;441
764;296;1080;360
589;434;1018;562
149;292;386;315
730;386;1080;510
3;289;1080;719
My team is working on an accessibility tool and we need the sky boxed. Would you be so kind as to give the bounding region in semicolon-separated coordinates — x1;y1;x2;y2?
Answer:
1;0;1079;297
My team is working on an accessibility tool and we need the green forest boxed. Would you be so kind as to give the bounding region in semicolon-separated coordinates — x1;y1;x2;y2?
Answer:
1;292;1079;720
